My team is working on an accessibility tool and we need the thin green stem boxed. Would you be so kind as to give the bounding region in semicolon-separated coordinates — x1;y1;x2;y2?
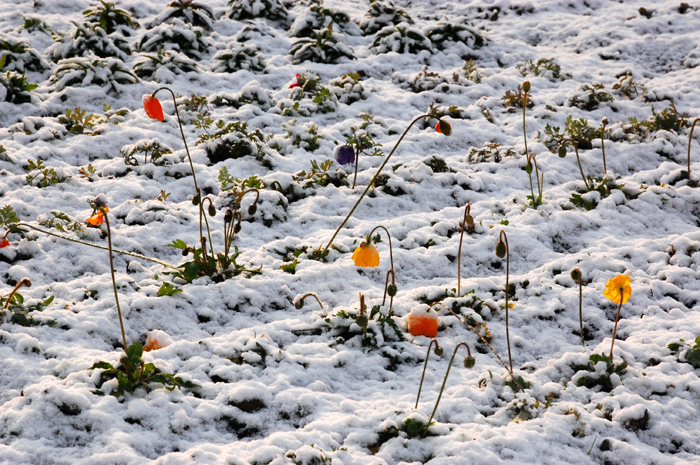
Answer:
3;278;31;311
323;114;431;253
457;203;471;297
688;118;699;179
579;279;584;349
415;338;441;409
103;211;128;353
368;225;394;271
424;342;472;434
522;91;529;156
498;230;512;373
609;292;624;361
381;268;395;308
10;223;178;270
601;124;607;174
573;144;590;191
352;147;359;189
152;87;198;193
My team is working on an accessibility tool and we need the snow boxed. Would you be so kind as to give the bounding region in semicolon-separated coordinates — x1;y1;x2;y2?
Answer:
1;0;700;464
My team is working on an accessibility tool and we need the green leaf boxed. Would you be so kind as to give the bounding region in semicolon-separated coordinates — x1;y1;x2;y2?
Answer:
126;342;143;364
89;361;115;370
166;239;187;250
156;282;183;297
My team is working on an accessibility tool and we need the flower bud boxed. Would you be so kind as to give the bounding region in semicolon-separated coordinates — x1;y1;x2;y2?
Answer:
522;80;531;93
602;117;609;126
496;240;507;258
208;205;216;217
333;145;355;165
464;356;476;368
465;214;475;228
192;192;201;206
248;204;257;215
387;284;397;297
234;223;241;234
436;120;452;136
570;268;582;283
182;248;189;256
224;209;233;223
558;146;567;158
525;161;533;174
434;346;444;356
295;299;304;309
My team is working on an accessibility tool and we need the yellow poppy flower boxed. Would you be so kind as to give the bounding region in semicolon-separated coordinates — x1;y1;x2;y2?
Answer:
352;240;380;267
603;274;632;304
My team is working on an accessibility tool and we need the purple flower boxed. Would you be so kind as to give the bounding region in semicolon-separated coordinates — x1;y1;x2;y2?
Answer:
333;145;355;165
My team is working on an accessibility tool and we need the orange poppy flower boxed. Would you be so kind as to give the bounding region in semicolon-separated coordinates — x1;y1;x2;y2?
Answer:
144;329;173;351
603;274;632;304
143;95;164;121
352;240;380;267
0;238;10;248
86;207;109;226
407;306;438;337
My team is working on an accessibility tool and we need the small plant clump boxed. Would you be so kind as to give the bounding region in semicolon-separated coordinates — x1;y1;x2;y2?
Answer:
135;19;210;60
567;83;614;111
425;22;484;52
211;42;266;73
148;0;216;31
133;50;199;82
468;142;516;163
47;21;131;62
290;4;359;37
289;25;355;64
360;0;413;35
225;0;289;22
371;23;432;55
122;139;174;166
0;35;49;73
51;54;138;93
195;120;270;164
516;58;569;81
82;0;137;35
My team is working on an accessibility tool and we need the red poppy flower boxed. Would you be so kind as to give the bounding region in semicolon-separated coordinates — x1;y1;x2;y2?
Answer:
0;238;10;248
143;95;164;121
288;74;301;89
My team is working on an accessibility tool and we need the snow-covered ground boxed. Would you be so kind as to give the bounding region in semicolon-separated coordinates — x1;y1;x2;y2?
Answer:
1;0;700;463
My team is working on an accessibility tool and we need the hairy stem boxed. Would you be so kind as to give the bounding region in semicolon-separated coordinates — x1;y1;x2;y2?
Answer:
424;342;472;434
609;293;624;361
457;203;471;297
103;211;128;352
415;338;441;409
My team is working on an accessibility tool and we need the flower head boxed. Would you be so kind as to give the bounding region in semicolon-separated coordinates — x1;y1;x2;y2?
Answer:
407;305;438;337
352;239;380;267
436;120;452;136
0;238;10;248
333;144;355;165
86;206;109;226
144;329;173;352
143;95;164;121
288;73;301;89
603;274;632;304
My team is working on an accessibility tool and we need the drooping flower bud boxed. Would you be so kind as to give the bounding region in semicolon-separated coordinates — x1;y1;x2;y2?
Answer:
558;146;567;158
224;208;233;223
208;205;216;216
434;345;444;356
387;283;397;297
464;356;476;368
436;120;452;136
192;191;201;206
522;80;531;93
248;204;257;215
294;299;304;309
496;239;507;258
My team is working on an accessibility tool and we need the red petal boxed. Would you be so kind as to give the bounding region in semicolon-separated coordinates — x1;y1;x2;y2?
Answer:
0;238;10;248
143;95;164;121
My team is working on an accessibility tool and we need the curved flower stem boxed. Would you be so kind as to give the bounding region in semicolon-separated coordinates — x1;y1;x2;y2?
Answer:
381;268;395;312
239;188;260;209
688;118;699;180
457;203;472;297
269;181;284;193
103;210;128;352
10;223;178;270
200;197;216;259
369;225;394;271
297;292;324;309
498;230;513;373
3;278;31;311
415;338;442;408
323;114;432;253
352;147;360;190
609;292;624;362
424;342;472;435
152;87;198;194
